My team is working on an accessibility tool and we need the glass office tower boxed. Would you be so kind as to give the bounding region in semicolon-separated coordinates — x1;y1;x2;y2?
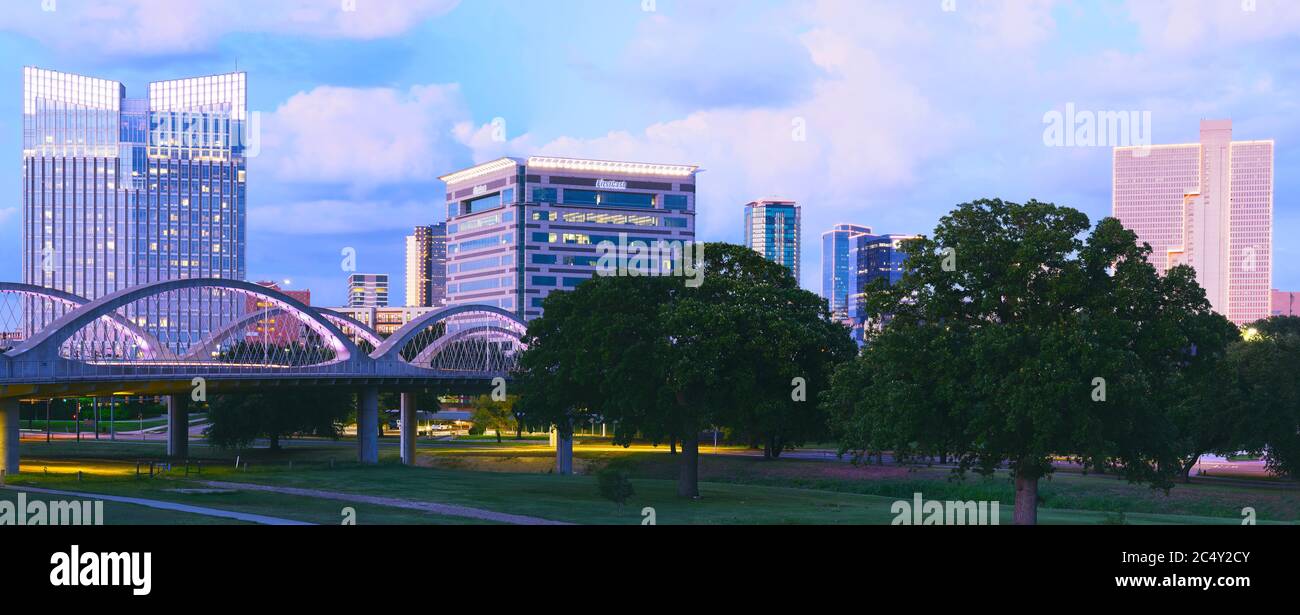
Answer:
22;67;248;351
821;223;873;319
439;156;699;321
404;223;447;307
744;199;801;280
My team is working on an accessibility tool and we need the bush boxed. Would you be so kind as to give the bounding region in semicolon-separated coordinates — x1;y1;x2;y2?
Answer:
596;464;636;511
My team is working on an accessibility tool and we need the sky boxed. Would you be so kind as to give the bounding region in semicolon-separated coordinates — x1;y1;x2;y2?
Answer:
1;0;1298;306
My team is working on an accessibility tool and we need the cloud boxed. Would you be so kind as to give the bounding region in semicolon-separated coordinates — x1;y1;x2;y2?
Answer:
1124;0;1300;56
1;0;459;56
259;83;470;187
250;199;437;235
0;208;17;225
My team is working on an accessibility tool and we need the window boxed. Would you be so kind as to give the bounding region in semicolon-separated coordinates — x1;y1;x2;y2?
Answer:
664;194;689;210
664;217;688;228
532;276;557;287
562;277;588;288
532;188;558;203
532;254;557;264
564;189;599;205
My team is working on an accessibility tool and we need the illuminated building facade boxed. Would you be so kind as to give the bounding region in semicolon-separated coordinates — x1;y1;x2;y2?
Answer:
744;199;801;280
405;223;447;307
1113;119;1273;325
439;156;699;320
21;67;249;350
347;274;389;308
246;281;311;347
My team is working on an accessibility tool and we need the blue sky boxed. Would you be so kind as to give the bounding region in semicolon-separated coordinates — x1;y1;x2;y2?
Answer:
2;0;1298;305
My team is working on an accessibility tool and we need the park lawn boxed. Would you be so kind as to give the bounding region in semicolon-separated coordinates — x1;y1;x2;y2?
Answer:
0;487;248;525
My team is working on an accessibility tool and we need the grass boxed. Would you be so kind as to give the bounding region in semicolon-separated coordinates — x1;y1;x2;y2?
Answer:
7;438;1297;525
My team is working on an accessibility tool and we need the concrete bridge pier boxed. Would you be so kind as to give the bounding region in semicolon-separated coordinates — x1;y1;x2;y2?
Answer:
167;394;188;459
358;387;379;465
400;392;416;465
1;398;19;476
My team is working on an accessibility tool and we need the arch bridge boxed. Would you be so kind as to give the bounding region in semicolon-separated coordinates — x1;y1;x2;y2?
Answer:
0;279;528;473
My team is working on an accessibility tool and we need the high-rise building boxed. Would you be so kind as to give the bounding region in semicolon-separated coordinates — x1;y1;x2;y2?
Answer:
348;274;389;308
822;223;873;319
1113;119;1273;325
439;156;699;320
21;67;249;350
404;223;447;307
848;233;918;340
744;199;801;280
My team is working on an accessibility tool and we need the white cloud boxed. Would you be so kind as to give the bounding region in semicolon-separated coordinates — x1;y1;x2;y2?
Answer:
0;208;17;225
1125;0;1300;55
260;83;469;187
1;0;459;56
250;199;434;235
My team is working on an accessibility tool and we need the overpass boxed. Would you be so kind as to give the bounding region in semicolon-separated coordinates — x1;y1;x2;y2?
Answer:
0;279;528;475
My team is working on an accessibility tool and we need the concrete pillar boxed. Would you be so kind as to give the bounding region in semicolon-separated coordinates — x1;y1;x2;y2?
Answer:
166;394;188;459
357;387;379;465
556;430;573;475
0;398;20;477
400;392;416;465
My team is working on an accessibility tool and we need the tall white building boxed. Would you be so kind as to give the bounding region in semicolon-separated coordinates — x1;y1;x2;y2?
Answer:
1113;119;1273;325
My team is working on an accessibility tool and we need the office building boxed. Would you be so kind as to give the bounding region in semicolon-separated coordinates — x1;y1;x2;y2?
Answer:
439;156;699;320
822;223;873;319
405;223;447;307
744;199;801;279
348;274;389;308
848;233;918;341
1272;290;1299;318
1113;119;1273;325
245;281;311;347
21;67;249;351
326;305;436;337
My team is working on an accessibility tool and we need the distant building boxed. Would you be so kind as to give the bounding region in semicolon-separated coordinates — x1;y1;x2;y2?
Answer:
822;223;873;319
1272;290;1299;317
848;233;919;342
405;223;447;307
246;281;311;347
439;156;699;321
1113;119;1273;325
744;199;801;279
326;305;436;337
347;273;389;308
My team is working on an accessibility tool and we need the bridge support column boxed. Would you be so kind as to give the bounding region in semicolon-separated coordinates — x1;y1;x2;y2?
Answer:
400;393;417;465
166;394;188;459
1;398;19;477
556;429;573;475
358;387;379;465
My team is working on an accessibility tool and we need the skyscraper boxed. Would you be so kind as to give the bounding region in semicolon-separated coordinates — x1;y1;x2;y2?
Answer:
744;199;801;279
821;223;873;319
1113;119;1273;325
439;156;699;321
404;223;447;307
348;274;389;308
21;67;249;349
848;233;918;331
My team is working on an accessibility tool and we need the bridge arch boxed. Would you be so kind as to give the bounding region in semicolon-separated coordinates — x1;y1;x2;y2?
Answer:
0;282;174;359
372;304;527;366
7;278;361;364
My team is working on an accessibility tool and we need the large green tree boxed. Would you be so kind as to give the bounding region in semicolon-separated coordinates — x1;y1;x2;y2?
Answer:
825;199;1230;524
1236;317;1300;477
206;388;353;450
519;242;854;497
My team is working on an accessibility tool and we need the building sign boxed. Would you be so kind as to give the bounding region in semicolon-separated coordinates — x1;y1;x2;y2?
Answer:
595;179;627;190
473;184;488;196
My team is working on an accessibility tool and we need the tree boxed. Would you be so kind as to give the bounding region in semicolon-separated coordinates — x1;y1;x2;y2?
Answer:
469;394;517;443
596;461;636;512
519;243;853;497
1236;317;1300;477
827;199;1229;524
206;388;353;450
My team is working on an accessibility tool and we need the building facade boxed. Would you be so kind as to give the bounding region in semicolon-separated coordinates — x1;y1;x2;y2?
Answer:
405;223;447;308
245;281;311;347
1272;290;1299;318
744;199;801;280
21;67;249;351
347;274;389;308
821;223;873;319
848;233;918;340
1113;119;1273;325
439;156;699;320
326;305;436;337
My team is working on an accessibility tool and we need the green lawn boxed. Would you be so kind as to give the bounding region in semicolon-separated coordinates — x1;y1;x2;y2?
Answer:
9;439;1297;525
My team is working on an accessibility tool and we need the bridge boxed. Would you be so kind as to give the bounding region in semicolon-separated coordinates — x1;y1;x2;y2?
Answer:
0;279;528;475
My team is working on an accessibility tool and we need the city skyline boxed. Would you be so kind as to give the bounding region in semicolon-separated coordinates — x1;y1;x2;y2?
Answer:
2;1;1298;306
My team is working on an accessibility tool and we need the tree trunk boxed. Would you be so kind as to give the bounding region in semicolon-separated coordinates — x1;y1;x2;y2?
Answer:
1013;468;1038;525
669;435;678;455
269;434;280;451
1182;455;1200;484
515;424;523;440
496;428;502;444
677;434;699;498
